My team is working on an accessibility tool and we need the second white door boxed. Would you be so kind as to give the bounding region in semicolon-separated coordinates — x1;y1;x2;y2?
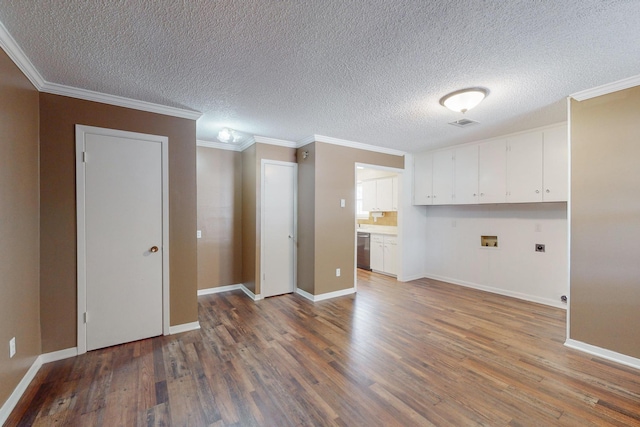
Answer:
262;161;297;298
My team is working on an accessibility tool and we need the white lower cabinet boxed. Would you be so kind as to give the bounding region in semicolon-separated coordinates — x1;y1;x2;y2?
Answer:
371;234;397;276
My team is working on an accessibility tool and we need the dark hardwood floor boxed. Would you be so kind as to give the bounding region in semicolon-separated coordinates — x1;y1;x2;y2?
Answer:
6;271;640;426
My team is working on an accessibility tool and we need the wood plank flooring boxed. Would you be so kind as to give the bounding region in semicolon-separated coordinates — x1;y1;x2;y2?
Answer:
6;271;640;426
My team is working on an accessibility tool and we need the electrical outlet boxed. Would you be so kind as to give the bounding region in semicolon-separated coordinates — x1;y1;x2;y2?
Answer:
196;230;202;239
535;244;545;252
336;268;341;277
340;199;345;208
9;337;16;358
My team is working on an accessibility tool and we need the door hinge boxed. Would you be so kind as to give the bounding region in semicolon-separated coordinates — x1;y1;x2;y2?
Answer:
83;312;88;323
82;151;88;162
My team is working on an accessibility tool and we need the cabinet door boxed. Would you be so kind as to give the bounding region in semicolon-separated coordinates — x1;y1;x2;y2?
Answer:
377;177;394;211
432;149;454;205
370;234;384;272
507;132;543;203
543;125;568;202
383;236;398;276
413;152;433;205
478;140;507;204
454;145;479;204
362;180;377;212
391;176;399;211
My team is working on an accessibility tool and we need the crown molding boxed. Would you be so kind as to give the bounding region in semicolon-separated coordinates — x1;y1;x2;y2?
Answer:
253;135;298;148
239;137;256;152
41;81;202;120
571;74;640;101
0;20;201;120
0;21;45;89
196;139;243;151
306;134;406;156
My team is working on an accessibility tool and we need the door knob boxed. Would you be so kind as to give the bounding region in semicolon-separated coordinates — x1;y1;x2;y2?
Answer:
150;246;159;253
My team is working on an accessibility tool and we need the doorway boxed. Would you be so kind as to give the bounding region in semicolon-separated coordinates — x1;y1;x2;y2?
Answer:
261;160;297;297
76;125;169;353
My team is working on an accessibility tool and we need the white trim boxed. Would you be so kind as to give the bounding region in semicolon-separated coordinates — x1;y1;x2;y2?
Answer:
260;159;298;299
254;135;298;148
423;273;567;309
0;348;77;426
169;321;201;335
0;20;45;89
196;139;243;151
0;356;41;425
565;339;640;371
197;284;243;296
42;82;201;120
566;97;573;341
0;21;201;120
300;134;405;156
570;74;640;101
296;287;356;302
239;136;257;152
40;347;78;364
241;284;263;301
397;273;424;282
75;125;170;354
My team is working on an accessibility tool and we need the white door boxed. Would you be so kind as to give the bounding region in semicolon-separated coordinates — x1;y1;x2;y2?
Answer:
262;161;297;298
454;145;479;204
77;125;167;352
413;152;433;205
507;132;543;203
478;139;507;204
543;125;568;202
432;149;454;205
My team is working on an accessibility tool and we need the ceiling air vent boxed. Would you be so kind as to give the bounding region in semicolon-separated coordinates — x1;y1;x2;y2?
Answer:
448;118;479;128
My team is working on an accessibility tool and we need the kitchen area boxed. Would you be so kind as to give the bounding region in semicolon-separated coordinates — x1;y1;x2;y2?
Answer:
356;167;399;277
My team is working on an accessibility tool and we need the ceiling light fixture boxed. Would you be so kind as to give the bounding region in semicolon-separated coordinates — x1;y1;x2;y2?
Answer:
439;87;489;113
217;127;240;143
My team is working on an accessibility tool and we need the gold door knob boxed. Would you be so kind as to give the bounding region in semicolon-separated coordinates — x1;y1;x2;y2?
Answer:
150;246;159;253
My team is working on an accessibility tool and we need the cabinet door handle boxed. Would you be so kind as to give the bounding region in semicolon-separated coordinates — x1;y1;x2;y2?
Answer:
546;189;550;193
535;190;540;194
480;193;484;196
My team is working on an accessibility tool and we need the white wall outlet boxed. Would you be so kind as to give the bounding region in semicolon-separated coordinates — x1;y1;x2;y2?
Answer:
9;337;16;358
196;230;202;238
336;268;341;277
340;199;345;208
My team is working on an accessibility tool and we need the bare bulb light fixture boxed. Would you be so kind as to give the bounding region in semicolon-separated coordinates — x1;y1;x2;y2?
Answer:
439;87;489;113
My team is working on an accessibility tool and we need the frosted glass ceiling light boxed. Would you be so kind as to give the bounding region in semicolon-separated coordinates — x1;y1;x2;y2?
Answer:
217;127;239;143
439;87;489;113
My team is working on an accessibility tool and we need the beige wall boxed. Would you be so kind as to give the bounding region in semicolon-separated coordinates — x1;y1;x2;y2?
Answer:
0;49;41;408
197;146;242;290
570;86;640;358
39;93;198;352
298;142;404;295
296;143;316;293
241;144;257;293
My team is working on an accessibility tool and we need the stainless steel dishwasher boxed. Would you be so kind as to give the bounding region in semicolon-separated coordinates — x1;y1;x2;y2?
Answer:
357;232;371;270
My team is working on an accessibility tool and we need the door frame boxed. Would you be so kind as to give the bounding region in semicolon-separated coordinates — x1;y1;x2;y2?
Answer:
75;124;170;354
354;163;404;290
260;159;298;297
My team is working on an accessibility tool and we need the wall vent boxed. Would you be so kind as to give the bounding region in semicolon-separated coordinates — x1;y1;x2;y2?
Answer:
449;118;479;127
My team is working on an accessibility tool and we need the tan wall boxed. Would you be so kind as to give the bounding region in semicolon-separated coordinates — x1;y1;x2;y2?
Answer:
305;142;404;295
196;146;242;290
296;143;316;293
241;144;257;293
39;93;198;352
570;87;640;358
0;48;41;409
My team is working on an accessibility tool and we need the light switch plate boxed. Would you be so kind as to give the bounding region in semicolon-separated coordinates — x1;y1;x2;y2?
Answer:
197;230;202;239
340;199;345;208
336;268;341;277
9;337;15;358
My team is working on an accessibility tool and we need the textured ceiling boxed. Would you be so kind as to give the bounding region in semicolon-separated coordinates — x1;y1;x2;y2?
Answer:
0;0;639;153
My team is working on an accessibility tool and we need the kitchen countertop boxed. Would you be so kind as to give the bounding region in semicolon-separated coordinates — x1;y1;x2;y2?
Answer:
357;226;398;236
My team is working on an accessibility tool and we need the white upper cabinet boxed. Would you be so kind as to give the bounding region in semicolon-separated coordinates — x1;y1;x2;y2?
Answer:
542;125;568;202
507;132;543;203
432;149;454;205
454;145;479;204
361;179;377;211
413;152;433;205
478;139;507;204
411;124;567;206
377;177;394;211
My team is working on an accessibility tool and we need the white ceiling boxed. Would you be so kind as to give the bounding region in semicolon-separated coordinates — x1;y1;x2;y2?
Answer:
0;1;639;153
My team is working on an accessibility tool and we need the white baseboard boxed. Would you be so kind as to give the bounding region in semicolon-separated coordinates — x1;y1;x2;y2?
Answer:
423;273;567;309
240;284;262;301
565;339;640;371
397;273;424;282
197;284;242;296
0;347;77;426
169;321;201;334
296;287;356;302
